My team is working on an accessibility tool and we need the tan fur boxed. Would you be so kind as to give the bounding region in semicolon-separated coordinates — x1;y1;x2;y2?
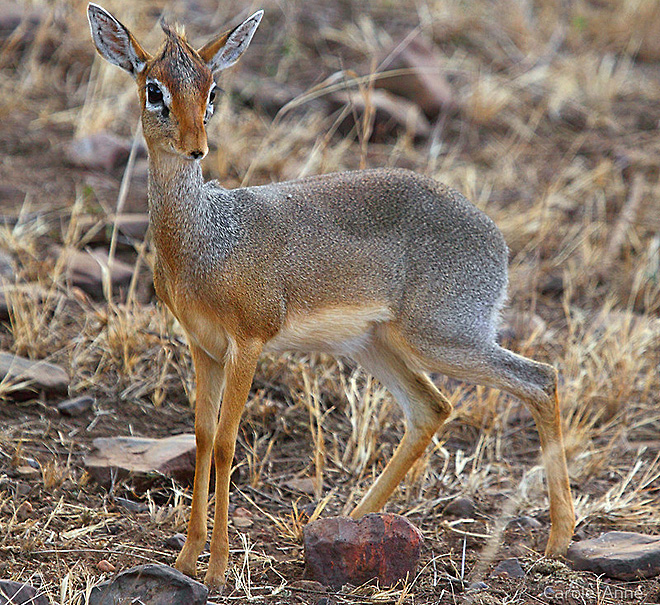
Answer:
88;4;575;590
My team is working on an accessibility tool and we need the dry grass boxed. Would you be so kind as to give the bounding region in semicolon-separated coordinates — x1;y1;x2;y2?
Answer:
0;0;659;603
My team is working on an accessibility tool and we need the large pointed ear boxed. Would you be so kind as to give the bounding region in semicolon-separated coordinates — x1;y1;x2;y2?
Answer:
197;10;263;73
87;3;151;77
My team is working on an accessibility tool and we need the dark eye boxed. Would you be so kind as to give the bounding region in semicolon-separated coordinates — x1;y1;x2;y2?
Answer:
147;83;163;105
209;87;216;104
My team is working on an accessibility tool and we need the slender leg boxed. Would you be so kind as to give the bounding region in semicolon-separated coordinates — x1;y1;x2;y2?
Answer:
175;344;226;578
526;378;575;556
433;343;575;556
351;342;452;518
486;347;574;556
205;338;263;589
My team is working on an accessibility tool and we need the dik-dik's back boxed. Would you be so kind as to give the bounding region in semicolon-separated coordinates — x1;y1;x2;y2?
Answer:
88;4;574;589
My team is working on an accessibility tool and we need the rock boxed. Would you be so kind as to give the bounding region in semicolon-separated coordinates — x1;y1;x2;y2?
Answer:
64;248;134;299
77;214;150;246
567;532;660;580
329;89;431;141
84;434;198;488
492;558;525;579
0;580;50;605
237;79;321;117
232;506;253;529
89;564;208;605
284;476;317;495
0;249;15;281
113;496;146;513
303;513;423;589
376;34;456;118
0;352;69;398
96;560;116;573
164;533;186;551
66;132;145;173
508;515;542;530
442;496;476;518
57;395;95;417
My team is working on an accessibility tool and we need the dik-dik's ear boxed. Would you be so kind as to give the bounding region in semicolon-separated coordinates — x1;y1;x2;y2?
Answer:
87;3;151;77
197;10;263;74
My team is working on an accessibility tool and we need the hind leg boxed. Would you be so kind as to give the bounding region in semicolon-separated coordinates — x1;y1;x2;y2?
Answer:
350;334;452;517
425;340;575;556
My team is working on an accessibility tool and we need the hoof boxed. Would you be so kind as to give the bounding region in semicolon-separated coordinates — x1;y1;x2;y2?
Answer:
204;570;226;592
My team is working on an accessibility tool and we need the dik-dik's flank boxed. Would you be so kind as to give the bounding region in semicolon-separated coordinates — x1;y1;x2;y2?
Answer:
88;4;575;589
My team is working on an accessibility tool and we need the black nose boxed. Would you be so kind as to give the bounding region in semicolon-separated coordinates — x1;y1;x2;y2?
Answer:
190;150;204;160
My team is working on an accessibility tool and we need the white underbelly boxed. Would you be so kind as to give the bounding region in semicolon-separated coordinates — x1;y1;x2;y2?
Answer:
265;305;394;358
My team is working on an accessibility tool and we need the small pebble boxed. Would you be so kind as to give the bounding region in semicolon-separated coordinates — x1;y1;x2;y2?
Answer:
164;533;186;551
57;395;95;417
97;559;116;573
442;496;476;518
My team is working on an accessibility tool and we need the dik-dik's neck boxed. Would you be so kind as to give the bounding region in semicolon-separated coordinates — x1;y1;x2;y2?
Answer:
147;150;206;253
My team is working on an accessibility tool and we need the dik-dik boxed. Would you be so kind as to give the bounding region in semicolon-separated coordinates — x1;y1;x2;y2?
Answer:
88;4;575;589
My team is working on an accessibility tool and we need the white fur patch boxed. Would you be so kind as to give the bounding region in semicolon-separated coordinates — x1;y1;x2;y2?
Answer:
265;305;393;357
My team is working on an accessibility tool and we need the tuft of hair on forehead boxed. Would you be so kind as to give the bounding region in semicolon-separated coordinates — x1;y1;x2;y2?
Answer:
160;18;187;41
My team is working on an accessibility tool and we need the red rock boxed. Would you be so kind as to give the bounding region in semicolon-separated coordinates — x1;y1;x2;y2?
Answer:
303;513;423;588
97;559;116;573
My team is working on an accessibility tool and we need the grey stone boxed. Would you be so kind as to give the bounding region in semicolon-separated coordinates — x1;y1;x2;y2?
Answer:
492;557;525;579
89;564;207;605
65;248;134;299
567;532;660;580
0;352;68;397
0;580;50;605
66;132;145;173
57;395;95;417
164;533;186;551
84;434;197;488
442;496;476;518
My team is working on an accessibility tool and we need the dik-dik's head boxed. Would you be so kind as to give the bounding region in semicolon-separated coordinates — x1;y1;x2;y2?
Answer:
87;4;262;161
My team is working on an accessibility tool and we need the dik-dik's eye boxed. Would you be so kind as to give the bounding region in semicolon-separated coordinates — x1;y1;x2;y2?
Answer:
147;82;163;105
204;84;218;124
145;79;171;119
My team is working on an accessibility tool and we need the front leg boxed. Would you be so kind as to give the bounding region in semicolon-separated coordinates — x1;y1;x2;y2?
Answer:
175;344;225;578
205;337;263;589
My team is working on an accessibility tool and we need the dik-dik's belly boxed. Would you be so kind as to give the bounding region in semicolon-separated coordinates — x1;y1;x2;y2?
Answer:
264;305;394;357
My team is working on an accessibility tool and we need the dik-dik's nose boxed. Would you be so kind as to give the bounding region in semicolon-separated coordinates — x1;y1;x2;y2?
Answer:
190;150;205;160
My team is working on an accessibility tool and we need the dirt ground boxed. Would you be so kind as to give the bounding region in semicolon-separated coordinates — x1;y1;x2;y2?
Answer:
0;0;659;603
